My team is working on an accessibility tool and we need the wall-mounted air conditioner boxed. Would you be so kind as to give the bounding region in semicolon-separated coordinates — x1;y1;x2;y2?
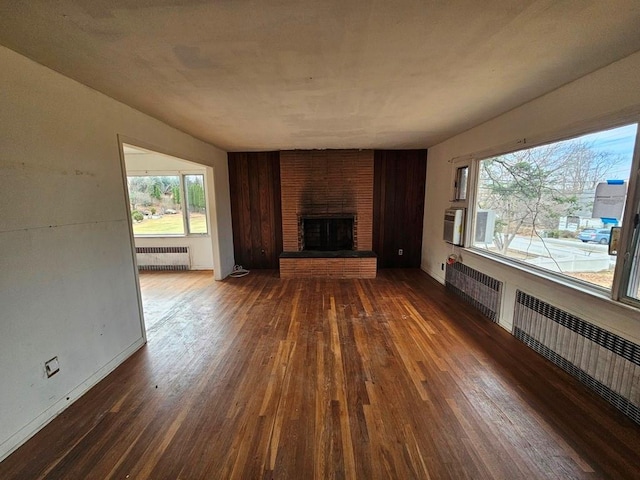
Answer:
444;208;465;245
474;209;496;245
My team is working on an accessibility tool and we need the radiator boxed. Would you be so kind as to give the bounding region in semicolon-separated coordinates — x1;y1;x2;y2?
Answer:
445;262;502;322
514;290;640;425
135;246;190;271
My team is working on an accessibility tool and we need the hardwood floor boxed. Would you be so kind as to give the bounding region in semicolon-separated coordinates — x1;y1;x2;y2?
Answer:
1;270;639;479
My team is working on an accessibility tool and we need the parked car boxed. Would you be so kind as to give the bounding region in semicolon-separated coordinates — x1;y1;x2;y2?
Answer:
577;228;611;244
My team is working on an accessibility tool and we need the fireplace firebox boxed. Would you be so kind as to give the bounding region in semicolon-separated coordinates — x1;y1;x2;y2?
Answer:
302;216;354;251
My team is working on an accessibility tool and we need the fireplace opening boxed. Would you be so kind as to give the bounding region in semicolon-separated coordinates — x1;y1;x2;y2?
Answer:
302;216;354;251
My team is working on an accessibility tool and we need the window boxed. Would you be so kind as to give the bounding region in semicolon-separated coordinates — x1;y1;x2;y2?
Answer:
621;172;640;303
184;174;208;234
624;229;640;300
454;166;469;201
470;123;638;293
127;174;208;236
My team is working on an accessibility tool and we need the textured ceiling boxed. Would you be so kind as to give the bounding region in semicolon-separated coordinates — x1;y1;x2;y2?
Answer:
1;1;640;151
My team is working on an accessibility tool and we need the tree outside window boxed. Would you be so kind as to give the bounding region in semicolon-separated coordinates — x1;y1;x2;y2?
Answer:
127;174;208;235
473;124;637;290
185;175;208;234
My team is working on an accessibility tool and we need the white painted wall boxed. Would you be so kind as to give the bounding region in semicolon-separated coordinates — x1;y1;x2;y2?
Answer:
422;51;640;345
125;151;214;270
125;149;204;171
0;46;233;461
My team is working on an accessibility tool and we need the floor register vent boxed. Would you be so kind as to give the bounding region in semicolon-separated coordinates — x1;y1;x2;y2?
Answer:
136;246;190;271
514;290;640;425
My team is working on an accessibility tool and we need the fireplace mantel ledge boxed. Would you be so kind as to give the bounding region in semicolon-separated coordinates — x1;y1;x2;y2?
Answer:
280;250;376;259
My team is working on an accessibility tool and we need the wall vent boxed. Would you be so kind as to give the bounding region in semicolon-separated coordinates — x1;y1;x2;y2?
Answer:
135;246;190;271
445;262;502;322
514;290;640;425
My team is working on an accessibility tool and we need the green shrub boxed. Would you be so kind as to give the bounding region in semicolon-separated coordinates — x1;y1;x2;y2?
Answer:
132;210;144;222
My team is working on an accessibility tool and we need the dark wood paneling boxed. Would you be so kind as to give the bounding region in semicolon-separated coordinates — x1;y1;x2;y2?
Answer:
228;152;282;269
373;150;427;268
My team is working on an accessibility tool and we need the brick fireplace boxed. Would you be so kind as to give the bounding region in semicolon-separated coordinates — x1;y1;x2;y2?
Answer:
279;150;376;278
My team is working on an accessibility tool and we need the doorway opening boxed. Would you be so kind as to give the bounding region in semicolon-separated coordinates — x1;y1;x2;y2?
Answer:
121;142;216;334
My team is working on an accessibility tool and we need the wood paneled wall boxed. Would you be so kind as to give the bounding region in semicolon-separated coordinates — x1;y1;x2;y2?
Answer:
228;152;282;269
373;150;427;268
228;149;426;270
279;150;374;251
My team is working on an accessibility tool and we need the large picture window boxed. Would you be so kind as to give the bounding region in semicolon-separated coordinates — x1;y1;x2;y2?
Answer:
127;174;208;236
472;123;638;292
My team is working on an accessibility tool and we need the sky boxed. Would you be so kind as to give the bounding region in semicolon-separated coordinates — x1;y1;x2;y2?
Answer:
580;123;638;179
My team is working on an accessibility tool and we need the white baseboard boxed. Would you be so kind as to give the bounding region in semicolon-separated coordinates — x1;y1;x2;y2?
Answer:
421;263;445;284
0;337;146;462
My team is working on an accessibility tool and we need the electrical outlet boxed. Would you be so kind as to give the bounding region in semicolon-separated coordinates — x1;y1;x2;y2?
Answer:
398;249;403;255
45;357;59;378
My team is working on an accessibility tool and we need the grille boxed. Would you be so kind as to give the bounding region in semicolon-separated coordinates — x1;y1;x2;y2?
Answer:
445;262;502;322
135;246;190;271
514;290;640;424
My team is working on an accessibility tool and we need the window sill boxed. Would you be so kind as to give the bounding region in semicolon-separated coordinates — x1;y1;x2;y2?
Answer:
460;247;640;322
464;247;613;299
464;247;640;318
133;234;210;239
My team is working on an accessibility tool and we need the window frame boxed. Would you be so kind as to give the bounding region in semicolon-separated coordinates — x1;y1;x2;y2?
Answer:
458;116;640;306
453;165;469;201
182;173;209;235
616;144;640;306
449;157;477;246
127;170;209;237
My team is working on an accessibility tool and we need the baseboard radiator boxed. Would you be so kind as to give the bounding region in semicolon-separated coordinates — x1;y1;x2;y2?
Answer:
135;246;190;271
514;290;640;425
445;262;502;322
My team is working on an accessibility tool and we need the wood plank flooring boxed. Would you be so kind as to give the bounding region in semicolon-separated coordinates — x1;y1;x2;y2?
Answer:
1;269;639;479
